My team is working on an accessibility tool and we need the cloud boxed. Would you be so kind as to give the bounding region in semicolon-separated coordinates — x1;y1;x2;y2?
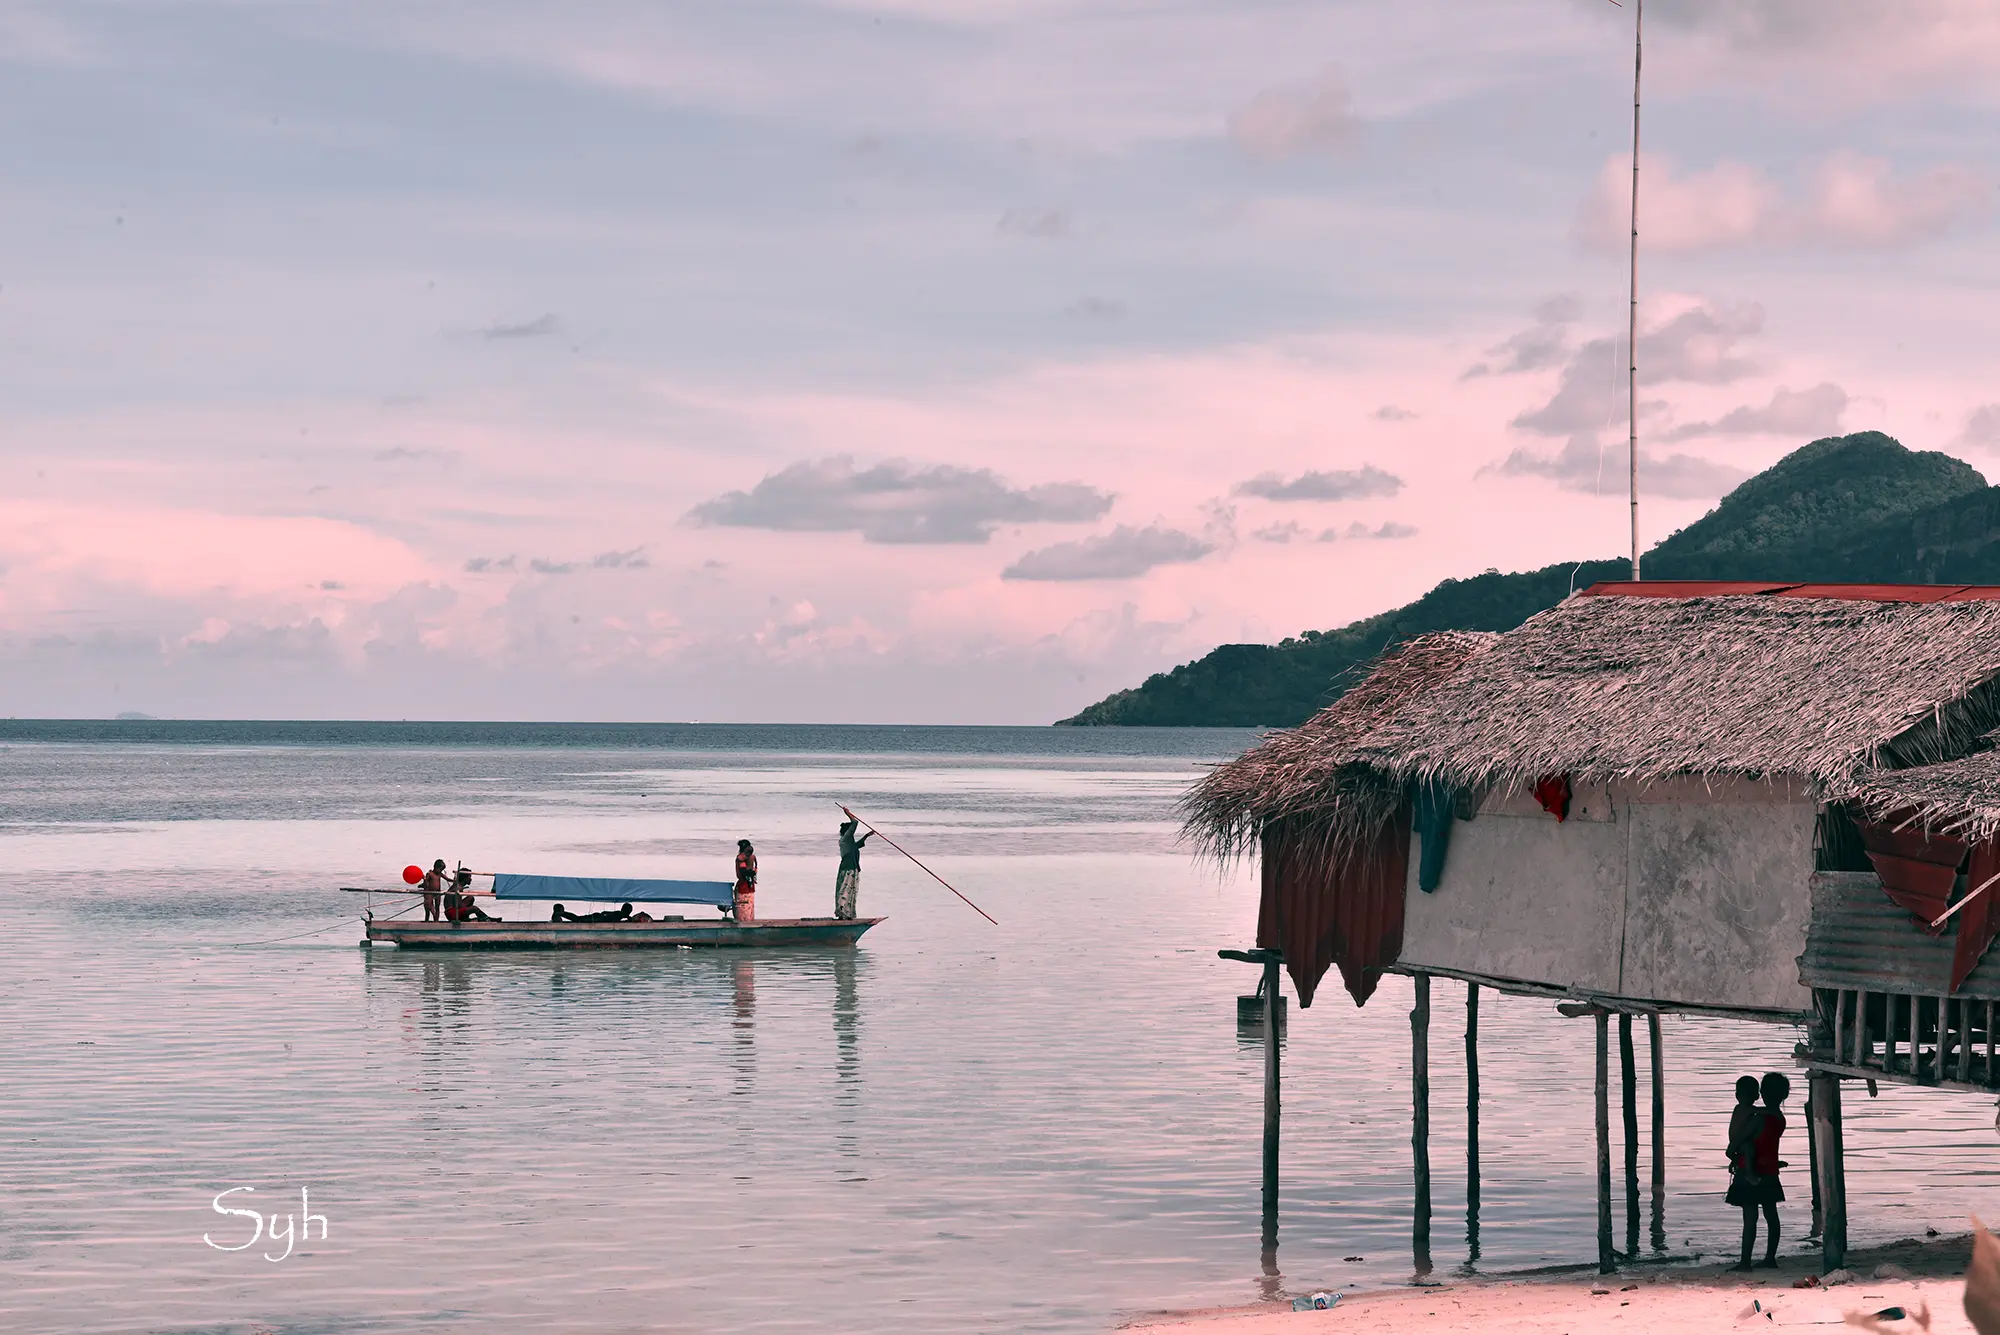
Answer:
464;556;516;573
1227;67;1363;161
1001;524;1213;581
1576;152;1987;254
1252;521;1306;544
591;547;649;569
1373;405;1417;421
1664;382;1848;441
1489;435;1748;500
1958;404;2000;449
1233;465;1403;502
1067;296;1123;319
1318;521;1418;542
374;445;462;464
998;209;1068;239
1511;301;1764;436
685;456;1112;544
529;557;577;574
1461;294;1583;379
480;313;560;340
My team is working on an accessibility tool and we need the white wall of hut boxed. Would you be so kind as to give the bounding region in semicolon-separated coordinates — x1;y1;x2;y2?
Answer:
1398;777;1817;1014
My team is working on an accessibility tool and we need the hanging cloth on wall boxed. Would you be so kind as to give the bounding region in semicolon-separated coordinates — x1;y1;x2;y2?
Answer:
1853;815;1967;934
1532;774;1572;822
1257;811;1412;1008
1953;835;2000;993
1412;779;1458;893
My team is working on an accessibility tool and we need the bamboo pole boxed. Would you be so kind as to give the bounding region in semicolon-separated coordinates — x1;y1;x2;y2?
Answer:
1626;0;1644;578
1596;1009;1614;1274
1465;982;1481;1261
1412;974;1432;1275
1262;957;1281;1235
1647;1011;1665;1252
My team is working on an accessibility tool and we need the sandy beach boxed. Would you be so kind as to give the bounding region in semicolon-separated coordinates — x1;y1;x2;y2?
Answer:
1130;1236;1979;1334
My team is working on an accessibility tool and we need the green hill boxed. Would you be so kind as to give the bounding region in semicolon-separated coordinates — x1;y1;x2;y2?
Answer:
1057;432;1988;727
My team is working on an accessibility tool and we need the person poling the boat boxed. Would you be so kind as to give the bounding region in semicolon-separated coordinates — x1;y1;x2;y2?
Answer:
835;817;870;920
732;839;757;922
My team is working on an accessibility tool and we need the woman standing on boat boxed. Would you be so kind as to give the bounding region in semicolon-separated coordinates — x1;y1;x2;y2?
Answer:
732;839;757;922
835;817;869;920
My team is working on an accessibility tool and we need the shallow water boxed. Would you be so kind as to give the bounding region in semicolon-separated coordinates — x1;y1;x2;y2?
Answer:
2;724;1997;1334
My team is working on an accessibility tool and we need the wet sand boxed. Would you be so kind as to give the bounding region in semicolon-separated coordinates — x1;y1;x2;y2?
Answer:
1129;1234;1977;1333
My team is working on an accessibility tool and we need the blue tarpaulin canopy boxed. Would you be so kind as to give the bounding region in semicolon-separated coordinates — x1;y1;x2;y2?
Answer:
492;873;735;907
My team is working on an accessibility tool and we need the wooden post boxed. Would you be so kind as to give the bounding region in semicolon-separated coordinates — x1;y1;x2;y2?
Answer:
1809;1071;1847;1273
1596;1009;1614;1274
1619;1012;1639;1258
1261;956;1281;1235
1412;973;1432;1275
1465;981;1481;1261
1647;1011;1665;1253
1805;1082;1823;1239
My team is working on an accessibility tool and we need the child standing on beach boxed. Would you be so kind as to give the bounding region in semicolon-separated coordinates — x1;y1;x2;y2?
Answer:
1726;1072;1789;1271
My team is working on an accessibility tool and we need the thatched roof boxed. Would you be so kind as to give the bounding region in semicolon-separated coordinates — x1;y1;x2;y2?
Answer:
1179;630;1496;862
1853;749;2000;842
1185;593;2000;859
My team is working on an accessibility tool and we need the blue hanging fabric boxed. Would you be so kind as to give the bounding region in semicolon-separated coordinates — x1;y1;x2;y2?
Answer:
1413;779;1457;893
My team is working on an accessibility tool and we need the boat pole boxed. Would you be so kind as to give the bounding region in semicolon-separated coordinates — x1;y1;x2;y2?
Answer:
1220;947;1284;1253
838;804;998;925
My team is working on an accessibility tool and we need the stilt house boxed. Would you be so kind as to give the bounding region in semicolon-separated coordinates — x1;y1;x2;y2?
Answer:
1185;582;2000;1272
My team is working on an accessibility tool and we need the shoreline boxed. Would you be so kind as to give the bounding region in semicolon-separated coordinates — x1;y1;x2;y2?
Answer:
1126;1233;1977;1333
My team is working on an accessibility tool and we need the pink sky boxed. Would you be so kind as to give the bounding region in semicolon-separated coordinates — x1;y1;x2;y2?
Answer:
2;1;1998;722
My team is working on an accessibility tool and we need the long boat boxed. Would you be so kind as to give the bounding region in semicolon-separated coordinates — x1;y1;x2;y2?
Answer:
365;916;882;950
355;869;883;950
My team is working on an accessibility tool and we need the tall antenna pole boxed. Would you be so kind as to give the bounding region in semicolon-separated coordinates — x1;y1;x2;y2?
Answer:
1626;0;1643;581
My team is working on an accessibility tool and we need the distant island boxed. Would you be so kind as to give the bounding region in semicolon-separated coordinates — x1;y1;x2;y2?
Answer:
1057;432;1993;727
114;711;157;721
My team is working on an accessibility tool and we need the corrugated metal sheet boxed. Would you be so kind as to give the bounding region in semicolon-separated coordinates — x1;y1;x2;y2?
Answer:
1577;582;2000;603
1801;871;2000;999
1258;814;1410;1009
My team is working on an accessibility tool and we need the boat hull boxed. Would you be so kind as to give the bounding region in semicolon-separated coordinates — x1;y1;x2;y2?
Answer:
365;916;883;950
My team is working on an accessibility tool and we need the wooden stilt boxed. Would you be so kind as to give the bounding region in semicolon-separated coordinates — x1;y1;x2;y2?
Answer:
1596;1009;1614;1274
1619;1012;1639;1258
1261;956;1281;1239
1465;981;1481;1262
1412;973;1432;1275
1809;1071;1847;1273
1647;1011;1665;1253
1805;1082;1823;1239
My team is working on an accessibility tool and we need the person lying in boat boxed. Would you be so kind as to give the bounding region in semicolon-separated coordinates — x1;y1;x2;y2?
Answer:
549;902;637;923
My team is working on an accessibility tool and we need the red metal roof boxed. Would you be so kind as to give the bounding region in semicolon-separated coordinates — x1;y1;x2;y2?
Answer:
1578;581;2000;603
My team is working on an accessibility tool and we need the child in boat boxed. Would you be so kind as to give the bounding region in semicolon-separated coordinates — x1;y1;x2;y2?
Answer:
420;859;448;921
1727;1072;1789;1270
733;840;757;922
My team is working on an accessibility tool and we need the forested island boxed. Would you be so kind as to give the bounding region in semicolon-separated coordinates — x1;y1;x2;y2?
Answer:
1058;432;1997;727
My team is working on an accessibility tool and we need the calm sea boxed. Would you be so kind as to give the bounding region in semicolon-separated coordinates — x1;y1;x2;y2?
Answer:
3;722;1997;1334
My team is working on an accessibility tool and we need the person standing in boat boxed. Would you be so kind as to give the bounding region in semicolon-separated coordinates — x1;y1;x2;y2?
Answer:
732;839;758;922
420;858;448;921
834;817;870;920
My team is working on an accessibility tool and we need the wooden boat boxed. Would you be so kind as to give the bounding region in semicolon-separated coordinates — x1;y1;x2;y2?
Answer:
365;915;883;950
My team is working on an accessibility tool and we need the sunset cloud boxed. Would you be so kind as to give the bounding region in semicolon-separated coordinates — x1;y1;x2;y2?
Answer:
1234;465;1403;502
686;458;1113;545
1227;67;1363;161
1002;525;1214;581
1576;152;1988;254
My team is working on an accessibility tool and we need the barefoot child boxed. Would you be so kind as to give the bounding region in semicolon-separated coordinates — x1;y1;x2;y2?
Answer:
1727;1072;1789;1270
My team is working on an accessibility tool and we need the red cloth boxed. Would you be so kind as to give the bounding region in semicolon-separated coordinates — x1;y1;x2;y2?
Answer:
1953;836;2000;994
1752;1110;1786;1177
1257;811;1411;1008
1532;775;1571;822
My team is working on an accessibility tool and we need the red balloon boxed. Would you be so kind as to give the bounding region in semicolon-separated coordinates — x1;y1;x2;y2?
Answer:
403;864;424;885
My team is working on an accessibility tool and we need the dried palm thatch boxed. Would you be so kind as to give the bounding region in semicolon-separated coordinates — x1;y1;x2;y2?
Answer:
1178;630;1497;865
1853;749;2000;842
1184;594;2000;863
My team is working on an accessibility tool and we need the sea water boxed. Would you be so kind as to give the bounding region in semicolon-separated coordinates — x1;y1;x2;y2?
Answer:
2;723;1997;1334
